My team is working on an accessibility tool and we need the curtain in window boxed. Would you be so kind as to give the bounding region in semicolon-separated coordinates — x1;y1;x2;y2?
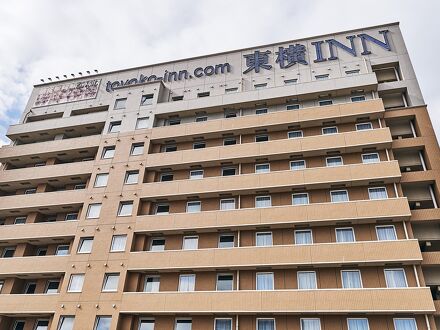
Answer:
257;319;275;330
331;191;348;202
342;271;362;288
298;272;317;289
111;235;126;251
58;317;75;330
377;226;397;240
139;320;154;330
256;233;272;246
179;275;195;291
301;319;321;330
256;273;274;290
256;197;271;208
347;319;369;330
215;319;232;330
295;231;312;245
362;153;379;163
336;229;354;242
394;319;417;330
293;194;309;205
369;188;388;200
385;270;407;288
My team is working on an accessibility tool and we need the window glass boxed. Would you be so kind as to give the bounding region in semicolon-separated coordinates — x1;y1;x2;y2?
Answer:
155;204;169;214
160;173;174;182
78;238;93;253
140;94;154;106
136;117;149;129
125;171;139;184
144;276;160;292
356;122;373;131
319;99;333;106
65;213;78;221
297;271;317;289
24;282;36;294
35;320;49;330
326;156;343;167
256;273;274;290
130;143;144;156
217;274;233;291
189;170;204;179
362;153;379;164
301;319;321;330
351;95;366;102
182;236;198;250
195;116;207;122
139;320;155;330
255;134;269;142
13;321;25;330
385;269;407;288
14;217;26;224
2;248;15;258
94;173;109;187
95;316;111;330
376;225;397;241
215;319;232;330
322;126;338;134
102;146;115;159
286;103;300;110
175;320;192;330
288;130;303;139
102;273;119;292
330;190;349;203
56;245;69;256
347;319;369;330
164;145;177;152
341;270;362;288
186;201;201;213
368;187;388;200
394;319;417;330
178;274;195;291
68;274;84;292
222;168;236;176
292;193;309;205
257;319;275;330
223;138;237;146
220;199;236;210
218;235;234;248
57;316;75;330
118;201;133;216
255;196;271;208
87;203;102;219
45;280;60;294
114;98;127;109
108;121;121;133
150;238;165;251
336;228;355;243
256;108;268;115
193;141;206;149
255;163;270;173
290;160;306;170
295;230;313;245
256;232;273;246
110;235;127;252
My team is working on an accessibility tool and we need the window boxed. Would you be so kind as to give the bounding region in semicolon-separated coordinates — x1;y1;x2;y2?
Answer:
255;134;269;142
326;156;343;167
2;247;15;258
222;167;236;176
257;319;275;330
108;121;121;133
114;98;127;109
341;270;362;288
225;87;238;93
255;163;270;173
139;320;155;330
94;316;111;330
155;204;169;215
197;91;210;98
86;203;102;219
172;95;184;101
368;187;388;200
223;137;237;146
186;201;201;213
178;274;195;291
284;78;298;85
160;173;174;182
220;198;236;210
25;188;37;194
102;273;119;292
136;117;149;129
297;271;317;289
14;216;26;224
295;230;313;245
68;274;84;292
322;126;338;134
164;144;177;152
56;245;70;256
35;162;46;167
215;319;232;330
330;190;349;203
351;95;366;102
144;276;160;292
0;280;3;293
218;234;234;248
57;316;75;330
356;122;373;131
346;69;360;75
385;269;407;288
36;247;47;256
376;225;397;241
255;108;268;115
256;272;274;290
347;319;369;330
301;318;321;330
94;173;109;188
393;319;417;330
150;238;165;251
35;320;49;330
292;193;309;205
182;236;199;250
189;170;204;179
256;232;273;246
224;110;237;118
13;321;25;330
77;237;93;253
65;213;78;221
125;170;139;184
193;141;206;149
24;282;36;294
175;319;192;330
216;274;233;291
256;196;271;208
319;99;333;106
130;143;144;156
315;74;329;80
362;153;379;164
286;104;300;110
254;83;267;89
195;116;207;122
74;184;86;190
288;130;303;139
140;94;154;106
45;280;60;294
110;235;127;252
118;201;133;216
290;160;306;171
336;228;355;243
102;146;115;159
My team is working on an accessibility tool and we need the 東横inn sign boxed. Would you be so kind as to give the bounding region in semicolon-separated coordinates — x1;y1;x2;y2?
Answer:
105;30;391;91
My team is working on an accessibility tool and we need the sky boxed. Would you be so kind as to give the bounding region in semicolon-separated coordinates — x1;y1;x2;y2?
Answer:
0;0;439;145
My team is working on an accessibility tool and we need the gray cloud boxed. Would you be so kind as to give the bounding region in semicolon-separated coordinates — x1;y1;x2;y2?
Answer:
0;0;439;145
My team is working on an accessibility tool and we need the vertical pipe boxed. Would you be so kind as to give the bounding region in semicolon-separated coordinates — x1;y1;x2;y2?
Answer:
419;151;427;171
429;185;438;208
410;120;417;138
403;221;409;239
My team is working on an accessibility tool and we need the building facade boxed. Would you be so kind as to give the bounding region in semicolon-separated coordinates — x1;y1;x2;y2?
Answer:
0;22;439;330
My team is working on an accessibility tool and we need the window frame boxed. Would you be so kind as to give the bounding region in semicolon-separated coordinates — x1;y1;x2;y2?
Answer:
335;227;356;243
318;99;333;106
130;143;145;156
86;203;102;219
297;271;317;290
150;238;165;251
221;167;237;176
255;163;270;174
294;229;313;245
220;198;236;211
256;318;276;330
140;94;154;106
255;195;272;208
94;316;112;330
393;318;417;330
143;275;160;292
195;116;208;122
57;316;75;330
124;170;139;185
255;134;269;143
155;204;170;215
256;272;274;291
214;318;233;330
178;274;196;292
256;231;273;247
368;187;388;200
102;146;116;159
45;280;60;294
110;235;127;252
94;173;109;188
218;234;235;248
322;126;338;135
67;274;85;293
118;201;134;217
346;318;370;330
286;103;300;110
326;156;343;167
216;273;234;291
114;98;127;110
330;189;349;203
341;269;363;289
193;141;206;150
300;318;322;330
355;122;373;131
108;121;121;133
186;201;201;213
375;225;397;241
135;117;149;129
351;95;366;102
288;130;304;139
290;160;306;171
361;152;380;164
102;273;120;292
55;245;70;256
189;169;204;180
292;193;310;205
77;237;94;254
182;235;199;250
255;108;268;115
384;268;408;288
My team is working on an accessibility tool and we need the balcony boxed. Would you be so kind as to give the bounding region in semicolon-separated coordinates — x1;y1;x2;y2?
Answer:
120;288;434;314
422;252;440;266
135;198;411;233
140;161;401;199
400;170;436;184
0;255;69;276
146;128;392;169
411;208;440;222
128;239;421;271
150;99;385;142
0;294;58;314
0;221;78;243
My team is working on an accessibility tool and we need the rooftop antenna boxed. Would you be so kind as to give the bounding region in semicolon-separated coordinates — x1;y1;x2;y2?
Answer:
94;69;98;73
63;75;67;78
48;78;52;82
86;71;91;74
40;79;44;83
71;73;75;77
55;76;60;80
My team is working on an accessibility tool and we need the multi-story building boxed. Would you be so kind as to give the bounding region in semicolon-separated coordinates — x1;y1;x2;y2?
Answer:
0;21;439;330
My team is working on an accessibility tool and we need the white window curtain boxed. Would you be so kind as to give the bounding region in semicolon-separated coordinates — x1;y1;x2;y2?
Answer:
215;319;232;330
301;319;321;330
298;272;317;289
342;271;362;288
336;228;355;242
69;274;84;292
179;275;195;291
256;273;274;290
256;233;273;246
220;199;236;210
377;226;397;241
369;187;388;200
111;235;127;251
290;160;306;170
139;320;154;330
347;319;369;330
256;196;271;208
394;319;417;330
183;237;199;250
295;230;312;245
257;319;275;330
144;276;160;292
175;320;192;330
331;190;349;202
385;269;407;288
362;153;379;163
293;193;309;205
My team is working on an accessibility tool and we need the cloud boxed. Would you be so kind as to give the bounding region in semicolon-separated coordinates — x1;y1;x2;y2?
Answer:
0;0;439;143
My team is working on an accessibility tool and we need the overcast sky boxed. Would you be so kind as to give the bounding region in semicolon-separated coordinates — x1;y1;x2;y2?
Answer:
0;0;439;145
